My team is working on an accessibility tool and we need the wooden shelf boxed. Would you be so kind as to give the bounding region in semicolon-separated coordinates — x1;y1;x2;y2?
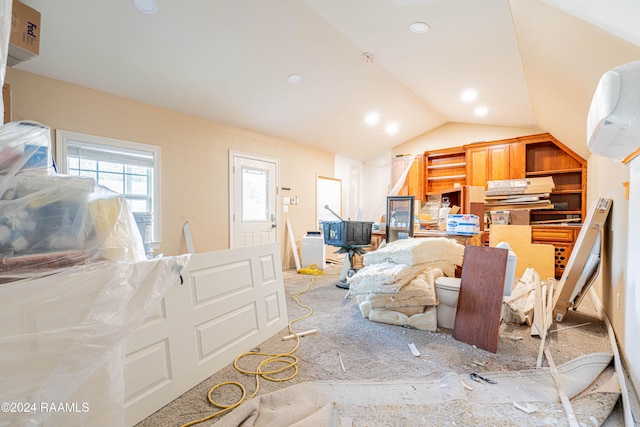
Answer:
531;210;582;215
428;162;466;169
427;174;466;181
551;189;582;195
424;148;467;193
527;168;582;176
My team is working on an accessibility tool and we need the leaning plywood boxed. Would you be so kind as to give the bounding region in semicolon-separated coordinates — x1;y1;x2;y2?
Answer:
124;243;288;426
489;225;555;280
453;245;508;353
552;198;612;322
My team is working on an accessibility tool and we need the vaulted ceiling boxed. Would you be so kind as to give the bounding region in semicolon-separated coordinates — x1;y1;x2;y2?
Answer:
12;0;640;160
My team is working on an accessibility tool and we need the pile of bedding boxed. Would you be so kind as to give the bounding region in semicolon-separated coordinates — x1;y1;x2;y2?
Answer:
348;238;465;331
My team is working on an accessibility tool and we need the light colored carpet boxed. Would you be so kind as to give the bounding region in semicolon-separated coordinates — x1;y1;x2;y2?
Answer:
212;353;618;426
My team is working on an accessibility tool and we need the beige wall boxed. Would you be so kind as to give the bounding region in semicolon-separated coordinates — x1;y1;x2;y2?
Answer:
392;122;544;156
587;154;630;347
5;68;334;267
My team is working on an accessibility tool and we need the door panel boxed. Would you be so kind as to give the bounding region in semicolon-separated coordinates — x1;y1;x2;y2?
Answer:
488;144;510;181
230;152;279;248
124;243;288;425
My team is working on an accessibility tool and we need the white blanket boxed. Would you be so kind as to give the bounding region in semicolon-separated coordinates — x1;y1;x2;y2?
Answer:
367;267;441;308
364;237;464;267
348;262;426;294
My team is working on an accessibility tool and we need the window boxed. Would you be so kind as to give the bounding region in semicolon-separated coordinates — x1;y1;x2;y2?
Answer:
55;130;161;244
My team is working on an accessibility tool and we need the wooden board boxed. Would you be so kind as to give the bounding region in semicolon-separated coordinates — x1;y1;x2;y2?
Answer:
489;224;555;280
552;198;612;322
453;245;508;353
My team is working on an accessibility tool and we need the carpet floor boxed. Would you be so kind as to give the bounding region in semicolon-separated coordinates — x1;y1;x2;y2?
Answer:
135;263;632;427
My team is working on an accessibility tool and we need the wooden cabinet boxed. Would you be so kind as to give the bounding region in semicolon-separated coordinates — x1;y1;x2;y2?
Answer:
392;154;425;201
466;140;525;187
369;232;385;251
520;134;587;224
532;225;581;279
424;148;467;194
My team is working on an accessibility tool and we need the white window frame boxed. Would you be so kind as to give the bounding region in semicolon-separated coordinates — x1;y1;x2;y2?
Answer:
55;129;162;246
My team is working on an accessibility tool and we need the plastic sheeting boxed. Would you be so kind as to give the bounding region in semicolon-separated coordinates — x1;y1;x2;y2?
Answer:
587;60;640;161
1;121;147;278
0;0;10;120
0;255;189;427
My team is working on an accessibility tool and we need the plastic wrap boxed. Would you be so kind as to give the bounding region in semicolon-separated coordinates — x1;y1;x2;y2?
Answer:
0;255;189;427
1;121;147;278
587;60;640;160
0;0;10;120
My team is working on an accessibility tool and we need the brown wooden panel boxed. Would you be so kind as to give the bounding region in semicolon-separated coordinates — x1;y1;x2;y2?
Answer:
531;226;575;243
2;84;10;124
509;141;526;179
466;147;488;186
488;144;510;181
452;245;508;353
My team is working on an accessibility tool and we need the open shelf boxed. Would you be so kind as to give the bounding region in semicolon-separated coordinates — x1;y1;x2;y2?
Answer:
425;148;467;193
524;136;587;223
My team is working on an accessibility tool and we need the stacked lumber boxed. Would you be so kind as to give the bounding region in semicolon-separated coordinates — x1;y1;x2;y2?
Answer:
484;177;555;212
348;238;465;331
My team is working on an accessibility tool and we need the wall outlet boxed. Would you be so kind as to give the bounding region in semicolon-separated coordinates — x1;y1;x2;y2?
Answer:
283;197;290;205
283;205;288;213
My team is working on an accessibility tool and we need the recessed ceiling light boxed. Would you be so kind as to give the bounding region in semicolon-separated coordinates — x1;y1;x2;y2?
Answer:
287;74;301;84
386;122;399;135
409;22;430;33
461;89;478;103
132;0;158;14
474;106;489;116
364;112;380;126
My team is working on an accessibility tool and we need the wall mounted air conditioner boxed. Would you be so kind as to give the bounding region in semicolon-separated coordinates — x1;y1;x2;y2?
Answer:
587;60;640;161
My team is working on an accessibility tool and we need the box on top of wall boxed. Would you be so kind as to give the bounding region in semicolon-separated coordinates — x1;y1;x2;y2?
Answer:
8;0;41;66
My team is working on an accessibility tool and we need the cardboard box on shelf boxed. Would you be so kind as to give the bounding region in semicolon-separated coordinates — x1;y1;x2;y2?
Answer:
8;0;41;66
510;210;530;225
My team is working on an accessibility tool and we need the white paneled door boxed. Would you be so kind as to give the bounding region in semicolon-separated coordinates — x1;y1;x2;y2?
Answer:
229;151;279;248
124;243;288;426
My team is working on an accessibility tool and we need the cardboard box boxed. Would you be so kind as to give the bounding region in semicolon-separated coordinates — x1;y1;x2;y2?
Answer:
446;214;480;235
2;84;10;124
510;209;530;225
8;0;41;66
490;210;510;225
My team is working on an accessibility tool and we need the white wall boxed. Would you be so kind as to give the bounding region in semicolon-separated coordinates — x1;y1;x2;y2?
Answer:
335;153;394;224
362;150;393;223
335;155;364;221
626;158;640;391
587;153;638;395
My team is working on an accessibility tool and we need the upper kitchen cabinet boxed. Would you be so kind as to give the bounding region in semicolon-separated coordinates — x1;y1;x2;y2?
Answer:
465;139;526;187
424;147;467;194
392;154;425;201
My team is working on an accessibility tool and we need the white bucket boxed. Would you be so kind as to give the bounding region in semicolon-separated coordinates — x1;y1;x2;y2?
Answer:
496;241;517;296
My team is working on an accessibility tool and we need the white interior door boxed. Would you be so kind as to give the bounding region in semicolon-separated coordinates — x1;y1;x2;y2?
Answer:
230;151;279;248
124;243;288;426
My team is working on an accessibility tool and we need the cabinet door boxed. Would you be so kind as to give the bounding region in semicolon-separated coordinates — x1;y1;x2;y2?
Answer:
406;155;424;201
467;144;512;186
392;155;424;200
488;144;510;181
466;147;489;186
